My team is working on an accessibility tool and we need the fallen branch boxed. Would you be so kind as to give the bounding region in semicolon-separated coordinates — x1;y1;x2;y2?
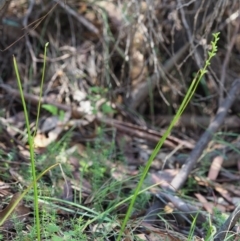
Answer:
97;116;195;149
0;83;85;118
154;114;240;129
170;78;240;191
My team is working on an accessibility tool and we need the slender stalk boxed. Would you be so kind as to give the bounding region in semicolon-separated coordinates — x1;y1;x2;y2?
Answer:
13;42;49;241
116;32;220;241
34;43;49;137
13;57;40;240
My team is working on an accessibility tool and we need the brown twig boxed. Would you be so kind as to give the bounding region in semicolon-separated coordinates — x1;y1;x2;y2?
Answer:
170;78;240;191
0;82;84;118
22;0;37;76
53;0;99;35
177;0;202;68
219;18;240;106
97;115;195;149
0;0;11;23
156;191;206;235
154;114;240;129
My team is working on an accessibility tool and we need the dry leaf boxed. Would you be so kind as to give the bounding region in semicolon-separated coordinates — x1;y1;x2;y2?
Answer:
0;193;30;230
208;156;224;180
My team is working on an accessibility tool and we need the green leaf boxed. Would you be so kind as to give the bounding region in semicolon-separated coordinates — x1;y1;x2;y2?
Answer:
59;110;65;121
89;86;102;94
46;223;60;233
42;104;58;115
101;102;114;114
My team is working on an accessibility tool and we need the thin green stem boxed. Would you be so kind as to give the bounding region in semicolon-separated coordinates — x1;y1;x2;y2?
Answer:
13;42;49;241
13;57;40;240
34;43;49;137
116;32;220;241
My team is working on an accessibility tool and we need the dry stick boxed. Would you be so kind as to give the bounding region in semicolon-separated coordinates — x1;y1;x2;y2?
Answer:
22;0;37;76
0;83;84;118
154;114;240;128
98;116;194;149
129;43;189;110
214;205;240;240
0;0;11;23
0;3;58;51
53;0;99;35
218;19;240;106
177;0;202;68
143;194;204;237
170;78;240;191
156;192;204;236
